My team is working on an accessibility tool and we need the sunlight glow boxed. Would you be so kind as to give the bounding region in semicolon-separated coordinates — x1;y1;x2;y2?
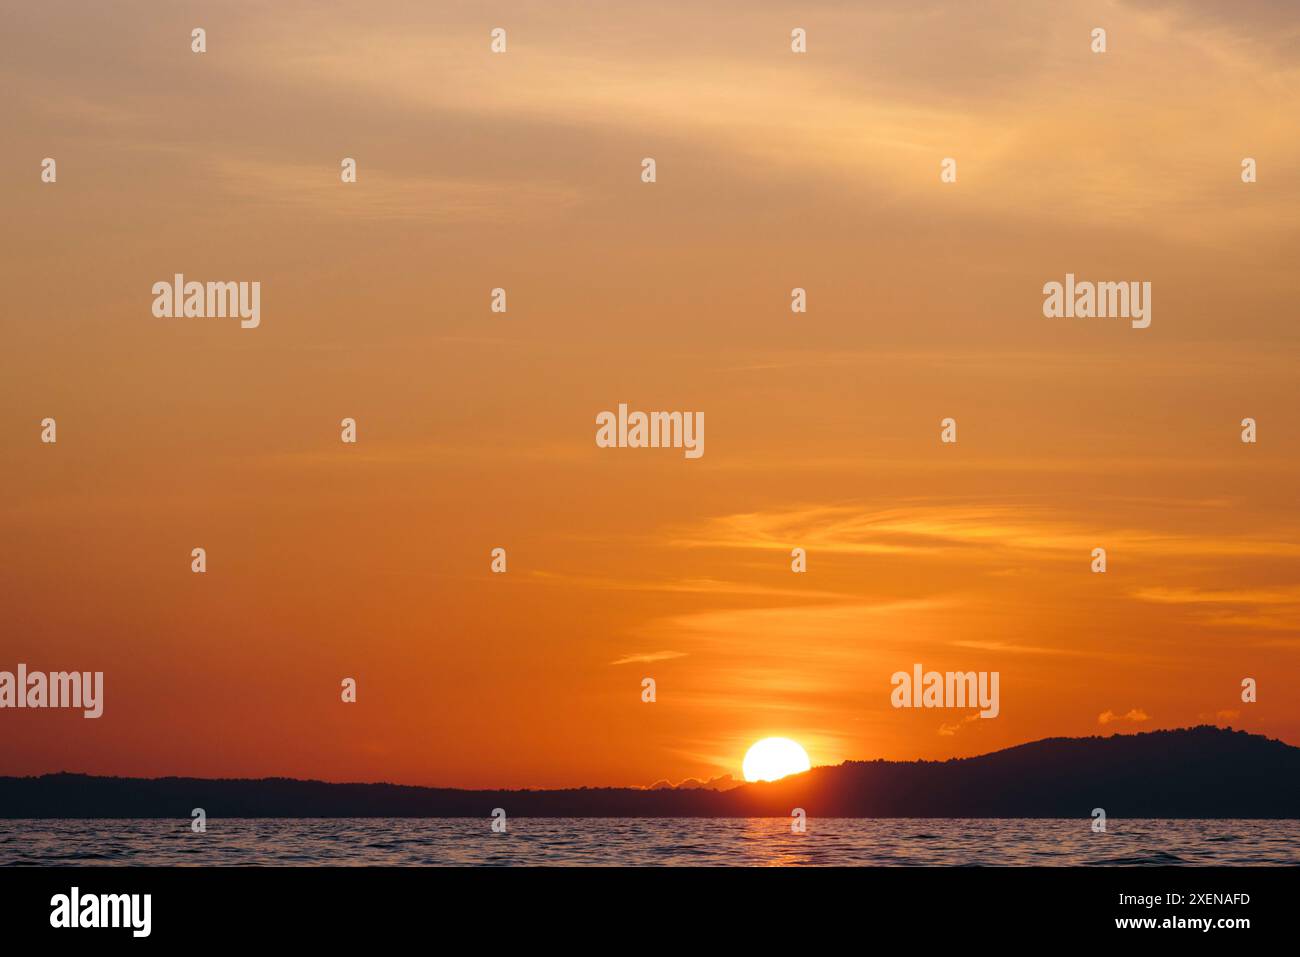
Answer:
742;737;812;783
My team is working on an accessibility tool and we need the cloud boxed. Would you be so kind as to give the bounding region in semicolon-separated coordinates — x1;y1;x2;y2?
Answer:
1098;708;1151;725
609;651;687;666
1132;586;1300;605
939;713;984;736
228;0;1300;244
950;639;1085;656
208;157;580;224
671;503;1096;557
1130;586;1300;633
674;503;1300;563
529;571;853;601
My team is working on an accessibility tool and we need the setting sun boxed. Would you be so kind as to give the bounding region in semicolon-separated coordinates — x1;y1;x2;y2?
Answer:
742;738;812;783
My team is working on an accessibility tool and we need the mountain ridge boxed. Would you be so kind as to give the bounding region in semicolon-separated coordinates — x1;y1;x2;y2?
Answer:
2;726;1296;818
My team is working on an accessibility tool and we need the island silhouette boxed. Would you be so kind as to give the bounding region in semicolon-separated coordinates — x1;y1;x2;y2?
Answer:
3;727;1296;819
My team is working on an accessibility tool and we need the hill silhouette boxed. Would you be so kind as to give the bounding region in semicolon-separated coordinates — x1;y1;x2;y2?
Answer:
2;727;1296;818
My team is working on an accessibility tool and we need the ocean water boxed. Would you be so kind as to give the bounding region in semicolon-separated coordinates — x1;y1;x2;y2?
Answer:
1;818;1296;866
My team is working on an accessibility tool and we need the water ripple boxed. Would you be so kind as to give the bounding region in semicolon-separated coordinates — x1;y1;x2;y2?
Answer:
0;818;1295;866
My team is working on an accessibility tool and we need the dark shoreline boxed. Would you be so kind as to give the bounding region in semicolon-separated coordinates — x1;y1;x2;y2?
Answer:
3;726;1297;819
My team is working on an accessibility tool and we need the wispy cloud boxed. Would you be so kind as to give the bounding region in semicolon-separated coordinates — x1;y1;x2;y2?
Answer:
609;651;687;666
1133;586;1300;605
950;640;1084;657
939;713;983;736
209;157;580;224
528;570;853;601
673;503;1300;561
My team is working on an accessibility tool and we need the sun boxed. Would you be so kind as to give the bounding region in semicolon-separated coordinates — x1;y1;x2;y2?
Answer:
742;737;812;783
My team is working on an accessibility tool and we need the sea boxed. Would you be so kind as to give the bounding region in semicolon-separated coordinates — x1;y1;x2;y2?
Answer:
1;818;1296;866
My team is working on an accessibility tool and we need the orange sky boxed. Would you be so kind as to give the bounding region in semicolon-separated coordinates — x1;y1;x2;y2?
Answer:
2;0;1299;788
